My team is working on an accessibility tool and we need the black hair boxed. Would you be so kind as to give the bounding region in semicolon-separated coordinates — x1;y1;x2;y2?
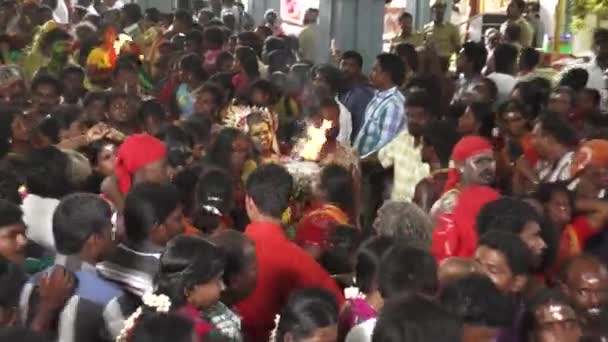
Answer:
235;46;260;79
520;288;578;340
264;36;286;54
130;312;195;342
52;193;112;255
123;183;181;244
84;138;116;167
0;257;26;308
122;3;142;24
372;295;462;342
511;81;547;119
185;29;203;48
138;99;167;123
319;225;361;276
467;100;495;138
25;147;70;198
394;43;419;73
552;86;576;107
534;181;575;207
0;199;22;229
215;51;234;69
379;245;437;299
376;53;406;85
246;163;293;219
83;90;108;108
581;88;602;107
593;28;608;46
276;288;339;342
341;50;364;69
537;112;579;147
312;64;345;94
267;50;291;74
510;0;526;11
182;116;212;146
440;274;515;327
520;47;540;70
493;43;518;74
355;236;394;294
203;26;225;49
477;197;541;238
405;87;434;117
195;82;224;108
192;167;233;235
174;9;193;27
159;126;193;170
319;164;355;220
51;104;83;130
478;77;498;102
478;230;532;275
61;65;85;79
0;169;21;205
30;73;62;95
422;121;460;167
39;27;72;55
144;7;161;23
0;327;49;342
461;41;488;73
156;235;224;307
249;79;278;105
209;230;255;290
207;127;249;171
398;11;413;21
34;115;61;144
179;53;208;83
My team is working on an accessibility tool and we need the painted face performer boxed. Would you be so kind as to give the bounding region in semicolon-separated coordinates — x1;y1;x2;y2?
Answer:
245;110;280;163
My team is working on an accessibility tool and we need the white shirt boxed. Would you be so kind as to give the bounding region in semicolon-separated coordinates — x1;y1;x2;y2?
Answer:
337;97;353;147
487;72;517;106
345;318;377;342
22;194;60;252
537;151;574;183
585;58;608;110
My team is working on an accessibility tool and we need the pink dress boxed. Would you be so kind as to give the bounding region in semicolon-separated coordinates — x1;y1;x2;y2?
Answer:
338;297;377;341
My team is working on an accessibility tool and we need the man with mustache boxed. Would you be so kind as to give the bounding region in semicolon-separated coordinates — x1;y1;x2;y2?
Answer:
431;135;500;261
558;255;608;333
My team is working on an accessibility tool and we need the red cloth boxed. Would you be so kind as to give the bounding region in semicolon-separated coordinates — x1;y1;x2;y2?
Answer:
236;221;345;342
443;136;493;193
431;185;501;262
115;134;167;194
175;304;223;341
295;204;350;251
558;216;598;262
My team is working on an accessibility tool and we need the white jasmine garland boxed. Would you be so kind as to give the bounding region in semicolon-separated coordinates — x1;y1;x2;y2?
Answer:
115;293;172;342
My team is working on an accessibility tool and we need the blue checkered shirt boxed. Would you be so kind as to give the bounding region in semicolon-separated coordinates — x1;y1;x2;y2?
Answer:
354;86;406;157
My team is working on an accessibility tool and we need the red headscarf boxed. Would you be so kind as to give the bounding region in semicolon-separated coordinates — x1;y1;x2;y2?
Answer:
443;136;493;193
571;139;608;178
115;134;167;194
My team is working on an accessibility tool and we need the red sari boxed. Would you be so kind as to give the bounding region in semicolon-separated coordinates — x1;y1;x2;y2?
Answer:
295;203;350;251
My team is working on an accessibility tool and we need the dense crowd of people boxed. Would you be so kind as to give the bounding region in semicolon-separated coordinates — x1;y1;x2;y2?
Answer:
0;0;608;341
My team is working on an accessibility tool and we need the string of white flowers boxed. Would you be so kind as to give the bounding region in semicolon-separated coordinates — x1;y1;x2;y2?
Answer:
115;293;172;342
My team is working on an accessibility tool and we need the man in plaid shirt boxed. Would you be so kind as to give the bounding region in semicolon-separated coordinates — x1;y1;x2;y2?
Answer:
354;53;407;158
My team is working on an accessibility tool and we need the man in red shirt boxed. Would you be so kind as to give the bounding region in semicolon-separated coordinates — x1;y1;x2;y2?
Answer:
236;164;345;342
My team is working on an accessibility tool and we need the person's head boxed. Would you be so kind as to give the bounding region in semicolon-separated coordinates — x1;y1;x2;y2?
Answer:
451;136;496;186
372;294;462;342
183;29;203;54
30;74;62;112
405;88;433;137
473;77;498;105
209;230;257;306
123;182;183;246
459;100;494;138
519;47;540;72
130;312;197;342
370;53;405;90
430;0;447;23
26;147;70;199
173;9;193;32
498;99;530;137
302;7;319;25
156;235;224;309
264;9;278;26
398;12;413;35
457;41;488;75
0;258;26;327
319;225;361;276
0;201;27;264
207;127;251;174
317;97;341;141
267;49;291;74
53;193;114;261
246;111;274;154
339;50;364;81
421;121;460;168
106;91;134;124
531;112;578;159
558;255;608;320
179;53;207;86
193;82;223;118
235;46;260;79
139;99;167;136
521;289;582;342
394;43;419;75
485;28;501;50
249;79;278;107
202;26;224;51
477;198;547;269
506;0;526;19
115;134;169;195
215;51;235;73
192;167;233;235
440;274;514;334
316;164;354;218
120;2;142;27
245;163;293;221
60;66;86;104
262;36;286;60
373;201;432;250
578;88;601;115
83;91;108;123
197;8;214;26
159;126;194;179
510;80;548;122
275;288;339;342
548;86;576;118
40;27;72;61
84;138;117;178
593;28;608;61
142;7;160;28
379;245;437;299
354;236;394;295
535;181;574;229
112;57;140;92
312;64;344;95
475;230;531;294
493;43;518;75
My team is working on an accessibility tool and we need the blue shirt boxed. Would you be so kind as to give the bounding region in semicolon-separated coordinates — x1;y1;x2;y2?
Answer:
339;82;375;143
354;86;406;157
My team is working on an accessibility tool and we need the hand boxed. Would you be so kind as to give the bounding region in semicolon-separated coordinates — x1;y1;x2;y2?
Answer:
86;123;110;143
37;266;75;312
106;128;126;142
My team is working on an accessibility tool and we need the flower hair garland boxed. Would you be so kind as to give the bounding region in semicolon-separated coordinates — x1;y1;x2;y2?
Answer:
116;293;172;342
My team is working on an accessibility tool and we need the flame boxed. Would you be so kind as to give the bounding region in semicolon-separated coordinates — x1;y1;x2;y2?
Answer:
113;34;133;56
299;120;332;161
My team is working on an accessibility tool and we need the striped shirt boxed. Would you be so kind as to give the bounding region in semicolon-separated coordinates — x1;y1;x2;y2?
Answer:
20;262;124;342
354;87;406;157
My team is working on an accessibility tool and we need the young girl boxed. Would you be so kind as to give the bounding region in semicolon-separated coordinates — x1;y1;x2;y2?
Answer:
337;236;394;341
83;138;117;193
191;167;234;236
117;235;226;341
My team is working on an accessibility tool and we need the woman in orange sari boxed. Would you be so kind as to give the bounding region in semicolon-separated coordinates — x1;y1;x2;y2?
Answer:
296;164;356;260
